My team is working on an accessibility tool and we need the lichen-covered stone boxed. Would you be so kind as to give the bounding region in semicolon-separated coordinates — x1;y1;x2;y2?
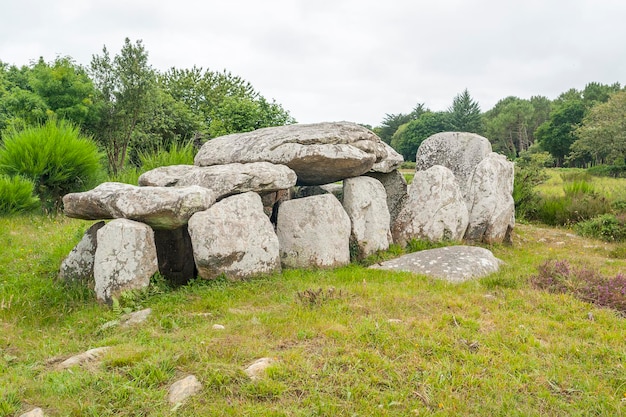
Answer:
343;177;392;258
194;122;388;185
276;194;351;268
94;219;158;303
188;192;280;280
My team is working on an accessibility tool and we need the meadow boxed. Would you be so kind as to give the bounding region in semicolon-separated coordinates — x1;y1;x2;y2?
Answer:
1;210;625;416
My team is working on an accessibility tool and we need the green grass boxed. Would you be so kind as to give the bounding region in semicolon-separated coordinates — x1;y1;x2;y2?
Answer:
1;216;626;416
538;168;626;202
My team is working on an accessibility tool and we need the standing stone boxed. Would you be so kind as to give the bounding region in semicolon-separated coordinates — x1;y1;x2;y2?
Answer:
59;221;105;283
188;192;280;280
343;177;392;258
259;188;292;222
154;227;195;286
415;132;492;197
465;153;515;243
276;194;351;269
392;166;469;245
94;219;158;303
366;170;408;228
194;122;388;185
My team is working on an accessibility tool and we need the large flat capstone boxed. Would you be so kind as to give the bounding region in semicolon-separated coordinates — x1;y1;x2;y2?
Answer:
194;122;388;185
138;162;297;200
63;182;216;229
369;246;502;283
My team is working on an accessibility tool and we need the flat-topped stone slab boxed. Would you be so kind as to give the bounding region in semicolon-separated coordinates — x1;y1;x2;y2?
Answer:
194;122;388;185
369;246;502;283
63;182;216;229
138;162;297;200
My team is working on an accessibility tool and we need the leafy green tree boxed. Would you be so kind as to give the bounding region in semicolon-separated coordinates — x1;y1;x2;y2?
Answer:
571;91;626;165
447;89;483;134
535;100;586;166
160;67;294;140
484;96;534;157
390;111;450;161
88;38;157;173
377;103;426;144
29;57;96;125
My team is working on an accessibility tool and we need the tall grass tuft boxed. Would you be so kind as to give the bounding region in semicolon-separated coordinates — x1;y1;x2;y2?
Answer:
137;140;195;172
0;119;103;211
0;174;40;214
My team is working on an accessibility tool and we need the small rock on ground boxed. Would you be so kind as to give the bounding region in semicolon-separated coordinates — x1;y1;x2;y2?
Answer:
244;357;275;380
19;408;44;417
56;347;110;370
168;375;202;404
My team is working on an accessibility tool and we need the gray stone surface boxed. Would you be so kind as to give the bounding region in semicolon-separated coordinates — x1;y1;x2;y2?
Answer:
56;346;111;370
244;357;275;380
188;192;280;280
415;132;492;196
168;375;202;404
18;408;45;417
371;142;404;173
369;246;502;283
94;219;158;303
342;177;392;258
392;166;469;245
154;226;195;285
465;152;515;243
138;162;297;200
194;122;388;185
366;170;408;228
63;182;216;229
58;221;105;283
276;194;351;269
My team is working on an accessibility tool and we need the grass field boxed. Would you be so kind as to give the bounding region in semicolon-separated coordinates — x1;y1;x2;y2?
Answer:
537;168;626;202
1;214;625;416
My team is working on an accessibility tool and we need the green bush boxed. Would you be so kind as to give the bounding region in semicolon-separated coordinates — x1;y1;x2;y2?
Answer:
512;161;547;221
575;214;626;242
587;164;626;178
0;174;40;214
0;119;103;210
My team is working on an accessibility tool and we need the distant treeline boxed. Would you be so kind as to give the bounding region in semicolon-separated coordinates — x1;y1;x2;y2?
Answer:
369;83;625;167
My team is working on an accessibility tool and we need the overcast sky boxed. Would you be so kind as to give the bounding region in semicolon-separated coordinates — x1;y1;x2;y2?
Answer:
1;0;625;126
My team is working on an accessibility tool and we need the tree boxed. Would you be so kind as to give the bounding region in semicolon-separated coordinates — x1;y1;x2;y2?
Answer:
390;111;450;161
29;57;97;126
535;100;586;166
571;90;626;165
88;38;156;174
160;67;294;140
377;103;426;144
447;89;483;134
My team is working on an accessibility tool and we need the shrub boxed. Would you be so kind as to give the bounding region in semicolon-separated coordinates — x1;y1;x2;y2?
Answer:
0;174;40;215
530;259;626;314
535;192;611;226
587;164;626;178
513;161;547;221
0;119;103;210
575;214;626;242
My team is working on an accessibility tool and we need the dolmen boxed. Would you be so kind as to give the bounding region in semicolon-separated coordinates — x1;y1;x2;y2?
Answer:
59;122;513;303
